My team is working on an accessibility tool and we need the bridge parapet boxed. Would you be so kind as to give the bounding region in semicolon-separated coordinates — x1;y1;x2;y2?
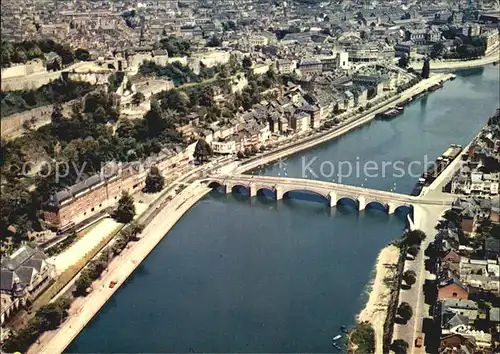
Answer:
204;176;424;214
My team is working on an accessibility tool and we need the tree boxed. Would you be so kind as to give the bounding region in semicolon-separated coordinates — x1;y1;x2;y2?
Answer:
194;138;213;163
398;54;409;68
250;145;258;155
403;270;417;287
443;210;461;226
404;229;426;246
115;191;136;223
237;151;245;159
74;270;93;296
421;58;430;79
131;92;145;106
51;101;63;133
391;339;409;354
397;302;413;322
144;166;165;193
36;302;67;331
431;42;445;58
75;48;91;61
129;221;144;238
242;56;252;69
206;35;221;47
407;244;420;257
350;322;375;353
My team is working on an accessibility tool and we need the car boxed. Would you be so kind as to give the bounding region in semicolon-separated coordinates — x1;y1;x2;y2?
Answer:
415;335;423;348
109;280;117;288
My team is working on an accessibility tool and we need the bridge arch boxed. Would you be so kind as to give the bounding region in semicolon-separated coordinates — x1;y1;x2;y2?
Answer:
336;196;359;209
256;186;276;199
231;184;250;195
394;204;413;216
365;201;390;212
207;181;224;189
282;189;330;205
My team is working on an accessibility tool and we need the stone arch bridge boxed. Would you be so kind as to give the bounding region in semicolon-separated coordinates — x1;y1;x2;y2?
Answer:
203;175;450;214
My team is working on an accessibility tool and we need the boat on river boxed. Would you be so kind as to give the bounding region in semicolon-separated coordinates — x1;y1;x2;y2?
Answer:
332;342;342;350
333;334;342;341
340;325;349;334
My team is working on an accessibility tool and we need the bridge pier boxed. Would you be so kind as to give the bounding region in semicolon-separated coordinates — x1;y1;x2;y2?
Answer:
387;203;396;215
248;183;257;198
225;183;232;194
328;191;337;208
275;186;283;201
358;196;366;212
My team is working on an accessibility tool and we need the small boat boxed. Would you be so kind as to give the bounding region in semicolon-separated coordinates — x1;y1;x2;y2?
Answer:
332;342;342;350
332;334;342;341
340;325;348;334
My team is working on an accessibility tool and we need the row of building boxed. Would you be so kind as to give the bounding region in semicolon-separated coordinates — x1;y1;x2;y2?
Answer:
450;109;500;197
433;196;500;352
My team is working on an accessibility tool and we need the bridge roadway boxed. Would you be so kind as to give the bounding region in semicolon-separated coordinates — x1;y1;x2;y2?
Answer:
205;174;454;213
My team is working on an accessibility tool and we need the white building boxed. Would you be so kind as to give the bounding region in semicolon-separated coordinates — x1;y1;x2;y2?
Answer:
212;141;236;154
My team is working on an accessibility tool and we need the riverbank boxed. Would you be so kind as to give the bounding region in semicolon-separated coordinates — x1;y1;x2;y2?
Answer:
29;182;211;354
357;245;400;354
411;46;499;71
235;72;454;174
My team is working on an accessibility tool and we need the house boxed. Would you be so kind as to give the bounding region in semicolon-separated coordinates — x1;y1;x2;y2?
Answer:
298;58;323;76
441;310;470;335
439;333;477;354
299;104;322;129
490;307;500;332
442;249;461;264
291;112;310;133
441;299;479;323
0;246;55;299
438;277;469;300
276;59;295;74
46;52;62;70
485;238;500;260
352;75;384;97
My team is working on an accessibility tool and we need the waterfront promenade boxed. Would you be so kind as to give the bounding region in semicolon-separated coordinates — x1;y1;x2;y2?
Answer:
410;45;499;71
27;72;454;354
29;182;212;354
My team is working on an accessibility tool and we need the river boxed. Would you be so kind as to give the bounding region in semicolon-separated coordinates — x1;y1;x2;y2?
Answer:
66;66;499;353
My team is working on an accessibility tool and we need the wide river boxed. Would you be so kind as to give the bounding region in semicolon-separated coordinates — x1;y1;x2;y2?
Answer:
67;66;499;353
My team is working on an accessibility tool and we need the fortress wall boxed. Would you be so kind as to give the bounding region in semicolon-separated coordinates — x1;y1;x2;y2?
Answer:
1;71;61;91
1;99;76;138
1;61;46;79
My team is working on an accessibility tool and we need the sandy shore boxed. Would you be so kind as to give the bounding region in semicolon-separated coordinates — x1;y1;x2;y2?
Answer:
357;245;400;354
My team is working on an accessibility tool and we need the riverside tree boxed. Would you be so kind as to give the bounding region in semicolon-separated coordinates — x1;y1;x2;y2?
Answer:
144;166;165;193
407;244;420;257
194;138;213;163
403;270;417;287
391;339;409;354
36;299;70;331
115;191;136;223
421;58;430;79
397;302;413;322
403;229;426;246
